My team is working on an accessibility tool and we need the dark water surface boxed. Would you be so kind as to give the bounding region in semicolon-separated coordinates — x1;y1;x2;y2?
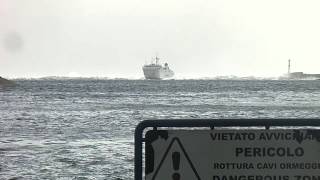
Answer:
1;79;320;179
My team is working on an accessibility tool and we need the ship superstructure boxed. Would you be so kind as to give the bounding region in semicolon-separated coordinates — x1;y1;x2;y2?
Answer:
142;56;174;80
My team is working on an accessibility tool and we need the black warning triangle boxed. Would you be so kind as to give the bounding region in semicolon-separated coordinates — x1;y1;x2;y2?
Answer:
151;137;201;180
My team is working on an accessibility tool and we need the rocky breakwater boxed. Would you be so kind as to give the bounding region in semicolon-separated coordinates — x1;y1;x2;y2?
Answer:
0;77;14;85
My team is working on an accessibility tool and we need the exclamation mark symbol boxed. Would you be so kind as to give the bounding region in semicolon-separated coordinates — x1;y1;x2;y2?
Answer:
172;151;180;180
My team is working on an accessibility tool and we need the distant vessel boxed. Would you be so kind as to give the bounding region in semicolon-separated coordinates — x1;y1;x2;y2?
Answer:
142;56;174;80
286;59;320;80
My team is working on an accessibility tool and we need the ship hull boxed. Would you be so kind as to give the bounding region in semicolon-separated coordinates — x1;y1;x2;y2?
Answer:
143;66;174;80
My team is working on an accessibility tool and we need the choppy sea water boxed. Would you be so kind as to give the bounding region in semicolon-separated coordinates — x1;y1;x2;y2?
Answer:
1;79;320;179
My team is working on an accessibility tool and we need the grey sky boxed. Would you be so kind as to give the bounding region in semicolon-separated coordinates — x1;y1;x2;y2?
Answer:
1;0;320;78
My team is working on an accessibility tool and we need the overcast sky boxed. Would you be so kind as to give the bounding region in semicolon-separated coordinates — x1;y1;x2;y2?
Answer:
1;0;320;78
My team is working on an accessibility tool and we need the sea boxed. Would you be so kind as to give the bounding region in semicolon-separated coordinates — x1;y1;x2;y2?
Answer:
1;79;320;180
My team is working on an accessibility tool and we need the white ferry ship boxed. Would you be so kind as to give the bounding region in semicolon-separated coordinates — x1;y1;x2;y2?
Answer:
142;56;174;80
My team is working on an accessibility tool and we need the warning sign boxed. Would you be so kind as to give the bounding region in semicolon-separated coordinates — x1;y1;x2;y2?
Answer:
145;129;320;180
150;137;201;180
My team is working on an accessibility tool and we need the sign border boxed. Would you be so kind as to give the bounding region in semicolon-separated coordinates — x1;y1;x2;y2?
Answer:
134;119;320;180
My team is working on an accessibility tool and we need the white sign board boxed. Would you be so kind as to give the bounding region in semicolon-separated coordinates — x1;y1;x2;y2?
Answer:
145;129;320;180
